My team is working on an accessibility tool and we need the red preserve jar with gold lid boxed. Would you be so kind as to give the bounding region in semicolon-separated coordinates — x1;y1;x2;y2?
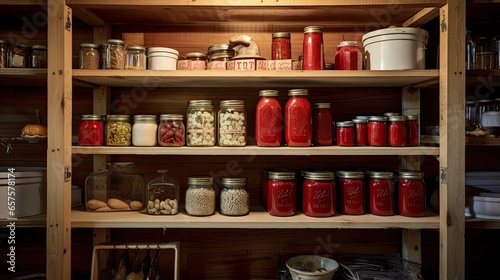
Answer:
368;116;387;146
336;121;354;146
78;114;103;146
285;89;311;146
398;171;426;217
256;90;282;147
369;171;394;216
272;32;291;60
302;170;336;217
334;41;362;70
267;170;296;216
406;115;419;146
353;118;368;146
302;26;324;70
313;103;332;146
388;115;407;147
337;170;365;215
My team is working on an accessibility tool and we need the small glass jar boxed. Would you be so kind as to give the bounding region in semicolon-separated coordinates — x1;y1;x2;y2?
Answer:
313;103;333;146
406;115;419;146
208;44;235;62
334;41;362;70
302;26;324;70
132;115;157;147
220;177;250;216
158;114;185;147
186;100;216;146
267;170;296;216
285;89;312;146
0;40;10;68
478;99;495;123
146;169;180;215
78;114;104;146
368;116;387;146
79;43;100;70
353;118;368;146
336;121;354;146
125;45;146;70
9;44;29;68
255;90;282;147
369;171;394;216
398;171;426;217
465;100;477;123
475;37;496;70
186;52;207;70
30;45;47;68
337;170;365;215
105;115;131;146
388;115;407;147
102;39;126;69
302;170;336;217
218;100;246;147
185;176;216;216
272;32;292;60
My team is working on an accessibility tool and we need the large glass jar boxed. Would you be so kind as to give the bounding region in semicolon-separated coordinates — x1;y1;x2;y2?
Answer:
102;39;126;69
218;100;246;147
336;121;354;146
79;43;100;70
185;176;216;216
78;114;104;146
334;41;361;70
313;103;333;146
267;170;296;216
302;170;336;217
368;116;387;146
272;32;291;60
369;171;394;216
132;115;158;147
158;114;185;147
9;44;29;68
0;40;10;68
302;26;324;70
337;170;365;215
475;37;496;70
388;115;407;147
146;169;180;215
84;162;146;211
208;44;235;62
255;90;282;147
125;45;146;70
105;115;131;146
186;100;216;146
285;89;312;146
30;45;47;68
220;177;250;216
398;171;426;217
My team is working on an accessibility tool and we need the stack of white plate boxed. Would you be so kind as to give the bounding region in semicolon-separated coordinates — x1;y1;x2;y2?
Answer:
465;171;500;220
0;168;47;218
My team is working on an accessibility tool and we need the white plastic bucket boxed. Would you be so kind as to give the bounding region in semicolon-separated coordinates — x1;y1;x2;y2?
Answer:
362;27;429;70
147;47;179;70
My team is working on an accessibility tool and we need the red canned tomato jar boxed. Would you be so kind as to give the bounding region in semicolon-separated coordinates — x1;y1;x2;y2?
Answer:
353;118;368;146
388;115;407;147
336;121;354;146
256;90;282;147
302;170;336;217
369;171;394;216
406;115;419;146
302;26;324;70
272;32;291;60
267;170;296;216
313;103;332;146
78;114;103;146
262;168;290;210
398;171;426;217
337;170;365;215
368;116;387;146
334;41;362;70
285;89;311;146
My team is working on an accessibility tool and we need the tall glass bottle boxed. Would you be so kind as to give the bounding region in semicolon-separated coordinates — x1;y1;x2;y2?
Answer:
466;30;476;70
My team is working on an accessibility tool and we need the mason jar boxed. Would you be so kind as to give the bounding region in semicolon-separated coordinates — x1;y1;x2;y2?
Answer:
185;176;216;216
102;39;126;69
79;43;100;69
218;100;246;147
105;115;131;146
158;114;185;147
208;44;235;62
132;115;157;147
186;100;216;146
30;45;47;68
78;114;104;146
398;171;426;217
0;40;10;68
146;169;180;215
220;177;250;216
125;45;147;70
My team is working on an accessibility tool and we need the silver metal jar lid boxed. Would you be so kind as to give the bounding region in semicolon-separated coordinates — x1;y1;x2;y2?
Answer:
384;112;400;117
187;176;214;185
221;177;247;187
31;45;47;50
208;44;233;54
186;52;207;59
388;115;407;122
369;116;387;122
133;115;157;122
398;171;424;179
106;39;125;45
127;45;146;51
81;114;102;121
303;170;335;181
314;103;331;109
160;114;183;121
259;90;279;97
188;100;214;108
220;100;245;108
369;171;393;179
288;89;308;96
336;121;354;127
338;41;357;47
80;43;98;48
107;114;130;121
354;116;370;120
336;170;365;179
406;115;418;121
352;118;368;124
268;171;295;180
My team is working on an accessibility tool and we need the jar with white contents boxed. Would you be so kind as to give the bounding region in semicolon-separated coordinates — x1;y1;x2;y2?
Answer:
186;100;216;146
218;100;247;147
185;176;216;216
132;115;157;147
220;177;250;216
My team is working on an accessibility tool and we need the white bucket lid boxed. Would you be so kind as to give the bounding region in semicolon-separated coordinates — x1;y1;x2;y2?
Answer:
148;52;179;59
362;27;429;46
147;47;179;56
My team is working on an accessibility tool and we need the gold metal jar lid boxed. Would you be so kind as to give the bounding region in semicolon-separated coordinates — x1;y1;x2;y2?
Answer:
220;100;245;108
314;103;331;109
187;175;214;186
272;32;291;38
369;171;394;179
304;26;323;33
188;100;214;108
107;114;130;121
303;170;335;181
221;177;247;187
398;171;424;179
160;114;183;121
288;89;308;96
268;171;296;181
133;115;157;122
259;90;279;97
81;114;102;121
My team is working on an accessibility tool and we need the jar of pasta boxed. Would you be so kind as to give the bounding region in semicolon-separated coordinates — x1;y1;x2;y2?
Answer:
102;39;126;69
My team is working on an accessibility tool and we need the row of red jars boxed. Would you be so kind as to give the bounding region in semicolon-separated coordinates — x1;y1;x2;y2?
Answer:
262;169;426;217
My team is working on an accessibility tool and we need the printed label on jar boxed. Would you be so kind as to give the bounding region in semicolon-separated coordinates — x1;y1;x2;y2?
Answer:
345;185;362;210
312;189;332;211
375;188;392;210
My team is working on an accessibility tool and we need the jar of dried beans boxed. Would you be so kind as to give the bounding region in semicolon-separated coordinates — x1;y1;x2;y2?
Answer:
220;177;250;216
105;115;131;146
132;115;158;147
102;39;126;69
185;176;216;216
146;169;180;215
79;43;100;69
158;114;185;147
218;100;247;147
187;100;216;146
272;32;291;60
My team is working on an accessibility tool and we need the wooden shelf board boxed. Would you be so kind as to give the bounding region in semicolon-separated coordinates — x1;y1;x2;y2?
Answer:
72;70;440;88
466;218;500;229
0;69;47;87
72;145;440;156
0;214;46;228
421;135;500;146
71;209;439;229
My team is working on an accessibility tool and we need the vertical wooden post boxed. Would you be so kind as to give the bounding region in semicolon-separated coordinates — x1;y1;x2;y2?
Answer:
440;1;465;279
46;0;72;279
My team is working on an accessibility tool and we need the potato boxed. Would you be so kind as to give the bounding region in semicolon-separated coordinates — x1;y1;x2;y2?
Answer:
86;199;108;210
95;206;113;212
129;201;143;211
107;198;131;210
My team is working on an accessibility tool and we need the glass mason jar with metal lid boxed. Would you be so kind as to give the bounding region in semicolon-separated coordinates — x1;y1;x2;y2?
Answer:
285;89;312;146
146;169;180;215
313;103;333;146
186;52;207;61
335;41;361;70
368;116;387;146
78;114;104;146
208;43;235;62
398;170;426;217
125;45;146;70
0;40;10;68
102;39;126;69
302;26;324;70
158;114;185;147
388;115;407;147
79;43;100;69
132;115;157;147
302;170;336;217
353;118;368;146
369;171;394;216
337;170;365;215
256;90;282;147
187;100;216;146
267;170;296;216
218;100;246;147
185;176;216;216
272;32;291;60
30;45;47;68
336;121;354;146
9;44;29;68
105;115;131;146
220;177;250;216
406;115;419;146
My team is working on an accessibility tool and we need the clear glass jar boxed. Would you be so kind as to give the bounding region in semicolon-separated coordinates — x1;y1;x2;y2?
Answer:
186;52;207;61
105;115;131;146
0;40;9;68
79;43;100;70
103;39;126;69
285;89;312;146
187;100;216;146
9;44;29;68
186;52;207;70
255;90;282;147
185;176;216;216
132;115;157;147
218;100;246;147
30;45;47;68
125;45;146;70
302;26;324;70
272;32;291;60
466;30;476;70
495;98;500;112
313;103;333;146
208;44;235;62
78;114;104;146
220;177;250;216
146;169;180;215
475;37;496;70
158;114;185;147
478;99;495;123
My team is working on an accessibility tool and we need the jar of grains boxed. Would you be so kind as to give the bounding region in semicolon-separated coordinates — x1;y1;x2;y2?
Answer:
218;100;247;147
146;169;180;215
369;171;394;216
79;43;100;69
102;39;126;69
302;26;324;70
336;121;354;146
30;45;47;68
302;170;336;217
255;90;282;147
186;100;216;146
132;115;157;147
272;32;291;60
105;115;131;146
0;40;10;68
267;170;296;216
285;89;312;146
9;44;29;68
158;114;185;147
125;45;146;70
367;116;387;146
185;176;216;216
398;171;426;217
220;177;250;216
313;103;333;146
353;118;368;146
78;114;104;146
337;170;365;215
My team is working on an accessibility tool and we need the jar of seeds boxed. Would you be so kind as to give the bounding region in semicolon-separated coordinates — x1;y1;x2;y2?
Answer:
220;177;250;216
125;45;146;70
0;40;10;68
102;39;126;69
185;176;216;216
105;115;131;146
186;100;216;146
79;43;100;69
146;169;180;215
218;100;246;147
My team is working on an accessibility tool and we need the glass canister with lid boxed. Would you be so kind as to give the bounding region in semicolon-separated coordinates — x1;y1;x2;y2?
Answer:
369;171;394;216
30;45;47;68
368;116;387;146
272;32;292;60
0;40;10;68
186;52;207;70
313;103;333;146
102;39;126;69
125;45;147;70
220;177;250;216
208;43;235;62
105;115;132;146
9;44;29;68
335;41;362;70
302;170;336;217
132;115;158;147
79;43;100;69
185;176;216;216
255;90;282;147
267;170;296;216
302;26;324;70
336;121;355;146
405;115;419;146
353;118;368;146
285;89;312;146
187;100;216;146
218;100;247;147
398;170;426;217
388;115;407;147
158;114;185;147
146;169;180;215
337;170;366;215
78;114;104;146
